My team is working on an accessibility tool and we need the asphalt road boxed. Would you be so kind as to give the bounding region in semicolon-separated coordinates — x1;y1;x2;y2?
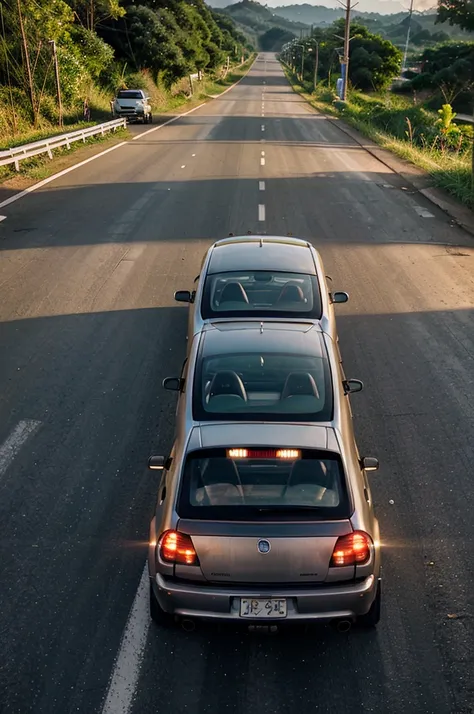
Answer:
1;53;473;714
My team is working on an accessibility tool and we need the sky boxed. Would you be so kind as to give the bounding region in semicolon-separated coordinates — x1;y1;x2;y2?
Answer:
263;0;437;13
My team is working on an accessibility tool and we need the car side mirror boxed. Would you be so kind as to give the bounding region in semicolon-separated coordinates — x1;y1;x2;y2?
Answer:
331;291;349;304
361;457;379;472
174;290;191;303
148;455;172;471
148;456;165;470
343;378;363;394
162;376;183;391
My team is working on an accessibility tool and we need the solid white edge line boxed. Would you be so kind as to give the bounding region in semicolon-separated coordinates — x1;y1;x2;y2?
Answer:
258;204;266;221
0;58;257;211
0;142;127;211
0;420;41;479
100;565;150;714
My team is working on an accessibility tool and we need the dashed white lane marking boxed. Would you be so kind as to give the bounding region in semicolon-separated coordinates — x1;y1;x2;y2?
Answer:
0;215;6;222
258;204;266;221
261;157;265;166
192;154;196;157
181;165;186;169
261;151;265;156
0;420;41;480
414;205;435;218
259;181;265;191
261;125;265;131
101;565;150;714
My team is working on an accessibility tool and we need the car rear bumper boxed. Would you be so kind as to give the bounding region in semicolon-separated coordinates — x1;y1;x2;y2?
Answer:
151;572;379;622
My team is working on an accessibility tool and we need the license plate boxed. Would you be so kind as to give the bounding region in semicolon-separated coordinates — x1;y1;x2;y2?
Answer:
240;598;287;618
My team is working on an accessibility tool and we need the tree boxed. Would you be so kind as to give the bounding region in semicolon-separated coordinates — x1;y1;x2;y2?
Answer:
432;30;450;42
260;27;295;51
1;0;77;123
416;42;474;102
299;20;401;91
437;0;474;32
411;29;433;46
65;0;125;31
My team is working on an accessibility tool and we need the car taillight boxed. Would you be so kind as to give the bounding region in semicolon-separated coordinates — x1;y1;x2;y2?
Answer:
330;531;372;567
159;530;199;566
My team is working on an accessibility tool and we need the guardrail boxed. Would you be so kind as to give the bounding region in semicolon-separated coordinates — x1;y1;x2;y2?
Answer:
0;118;126;171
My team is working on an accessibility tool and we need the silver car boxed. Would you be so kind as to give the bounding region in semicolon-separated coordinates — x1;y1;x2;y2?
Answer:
148;321;381;631
174;236;349;349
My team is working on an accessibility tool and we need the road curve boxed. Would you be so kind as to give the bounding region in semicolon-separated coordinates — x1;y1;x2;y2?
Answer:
0;54;473;714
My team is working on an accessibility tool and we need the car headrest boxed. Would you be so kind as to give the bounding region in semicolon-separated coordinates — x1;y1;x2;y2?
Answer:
219;281;249;304
277;283;305;304
288;460;332;489
281;372;319;399
209;371;247;401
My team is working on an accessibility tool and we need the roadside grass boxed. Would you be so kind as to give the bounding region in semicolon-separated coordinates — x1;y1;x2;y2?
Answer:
281;64;474;208
0;55;256;187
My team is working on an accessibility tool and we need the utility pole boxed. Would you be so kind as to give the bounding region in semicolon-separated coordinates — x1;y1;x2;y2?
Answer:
49;40;63;127
301;44;305;82
313;42;319;91
402;0;414;75
17;0;36;124
341;0;351;101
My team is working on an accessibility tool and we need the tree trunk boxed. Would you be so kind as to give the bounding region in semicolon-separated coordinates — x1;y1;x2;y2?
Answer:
17;0;37;125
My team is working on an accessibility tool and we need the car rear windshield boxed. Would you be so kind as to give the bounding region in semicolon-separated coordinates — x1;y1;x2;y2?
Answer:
177;448;350;520
117;90;142;98
192;351;333;422
201;271;322;319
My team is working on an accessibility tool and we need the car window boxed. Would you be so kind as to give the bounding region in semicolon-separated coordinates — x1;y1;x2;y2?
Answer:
177;448;350;520
117;91;142;98
192;350;333;422
201;271;322;319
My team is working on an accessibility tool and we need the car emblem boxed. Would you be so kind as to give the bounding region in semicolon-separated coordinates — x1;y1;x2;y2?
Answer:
257;539;271;554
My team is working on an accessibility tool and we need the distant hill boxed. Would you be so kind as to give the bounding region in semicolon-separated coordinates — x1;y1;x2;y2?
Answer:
220;0;308;36
206;0;434;12
214;1;474;54
271;4;473;44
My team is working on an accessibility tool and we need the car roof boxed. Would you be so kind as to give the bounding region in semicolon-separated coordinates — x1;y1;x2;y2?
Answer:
207;236;317;276
200;321;325;358
187;423;340;452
